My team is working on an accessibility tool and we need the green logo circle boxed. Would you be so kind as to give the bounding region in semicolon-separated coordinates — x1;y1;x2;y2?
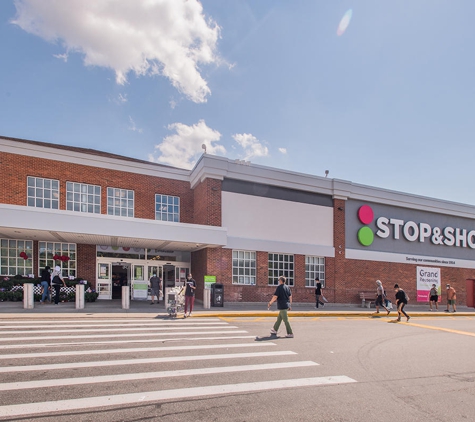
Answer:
358;226;374;246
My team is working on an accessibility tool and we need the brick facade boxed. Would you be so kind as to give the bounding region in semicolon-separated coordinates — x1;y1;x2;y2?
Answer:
0;151;193;222
2;139;473;307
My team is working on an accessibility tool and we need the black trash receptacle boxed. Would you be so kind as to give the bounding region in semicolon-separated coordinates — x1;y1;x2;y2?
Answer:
211;283;224;307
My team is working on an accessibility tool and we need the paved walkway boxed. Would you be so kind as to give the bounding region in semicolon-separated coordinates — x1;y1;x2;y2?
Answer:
0;299;473;318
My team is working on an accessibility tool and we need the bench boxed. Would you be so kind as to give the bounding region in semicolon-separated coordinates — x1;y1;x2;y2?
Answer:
359;291;376;308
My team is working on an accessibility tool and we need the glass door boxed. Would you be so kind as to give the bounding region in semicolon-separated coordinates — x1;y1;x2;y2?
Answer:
131;264;147;300
97;262;112;300
175;266;190;287
147;265;163;280
147;265;163;300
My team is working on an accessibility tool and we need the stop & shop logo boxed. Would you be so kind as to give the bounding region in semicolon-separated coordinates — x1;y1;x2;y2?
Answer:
357;205;375;246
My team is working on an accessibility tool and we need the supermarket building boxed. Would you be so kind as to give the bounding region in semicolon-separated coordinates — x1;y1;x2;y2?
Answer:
1;135;475;306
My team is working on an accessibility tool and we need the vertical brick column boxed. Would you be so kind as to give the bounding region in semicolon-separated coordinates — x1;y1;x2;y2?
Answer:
193;179;222;226
77;244;96;288
332;198;347;303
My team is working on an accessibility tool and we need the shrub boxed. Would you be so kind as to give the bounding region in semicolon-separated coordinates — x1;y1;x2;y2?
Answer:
85;292;99;302
0;279;14;291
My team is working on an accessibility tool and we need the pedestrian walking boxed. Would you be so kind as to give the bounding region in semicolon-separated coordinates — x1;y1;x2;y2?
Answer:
268;276;293;338
184;273;196;317
314;277;324;308
51;266;66;305
39;265;51;304
149;273;162;304
375;280;390;315
444;284;456;313
394;284;410;322
429;284;439;311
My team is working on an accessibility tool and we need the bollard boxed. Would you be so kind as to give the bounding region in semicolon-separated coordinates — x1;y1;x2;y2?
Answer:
203;289;211;309
75;284;85;309
23;283;34;309
122;286;130;309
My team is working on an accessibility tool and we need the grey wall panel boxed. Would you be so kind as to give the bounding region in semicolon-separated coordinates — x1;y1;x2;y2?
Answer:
222;178;333;207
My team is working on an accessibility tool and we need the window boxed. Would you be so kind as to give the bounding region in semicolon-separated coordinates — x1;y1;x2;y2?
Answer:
268;253;294;286
0;239;33;276
232;250;256;285
38;242;76;277
155;194;179;222
107;188;134;217
27;176;59;209
305;256;325;287
66;182;101;213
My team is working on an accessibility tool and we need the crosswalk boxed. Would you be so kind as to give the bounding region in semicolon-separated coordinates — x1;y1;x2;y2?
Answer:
0;317;356;419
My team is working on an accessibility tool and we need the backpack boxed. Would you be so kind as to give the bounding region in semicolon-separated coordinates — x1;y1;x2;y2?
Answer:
52;275;62;285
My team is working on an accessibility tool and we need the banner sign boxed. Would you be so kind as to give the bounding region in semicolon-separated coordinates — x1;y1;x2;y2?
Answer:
416;266;441;302
204;275;216;290
132;281;149;300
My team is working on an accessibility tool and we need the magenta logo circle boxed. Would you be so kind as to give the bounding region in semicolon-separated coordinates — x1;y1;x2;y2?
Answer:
358;205;374;225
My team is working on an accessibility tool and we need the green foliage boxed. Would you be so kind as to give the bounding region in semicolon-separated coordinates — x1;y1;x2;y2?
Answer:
0;291;23;301
85;292;99;302
0;279;14;291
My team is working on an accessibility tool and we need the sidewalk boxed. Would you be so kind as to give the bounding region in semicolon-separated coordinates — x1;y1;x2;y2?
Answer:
0;300;473;319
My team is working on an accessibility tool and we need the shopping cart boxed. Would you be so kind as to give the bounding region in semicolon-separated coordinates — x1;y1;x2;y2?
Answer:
167;286;185;318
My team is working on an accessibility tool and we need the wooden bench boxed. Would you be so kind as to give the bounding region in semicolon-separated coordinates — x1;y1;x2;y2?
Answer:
359;291;376;308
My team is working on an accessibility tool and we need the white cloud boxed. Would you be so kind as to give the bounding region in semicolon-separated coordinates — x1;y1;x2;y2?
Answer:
117;93;127;104
232;133;269;160
152;120;226;169
278;147;287;154
12;0;221;103
53;52;68;62
128;116;142;133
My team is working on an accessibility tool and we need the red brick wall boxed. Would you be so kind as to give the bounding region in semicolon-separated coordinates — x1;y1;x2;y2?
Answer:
339;258;471;307
77;244;96;288
331;198;346;303
193;178;221;226
3;150;473;306
0;151;194;222
195;248;316;304
327;198;472;306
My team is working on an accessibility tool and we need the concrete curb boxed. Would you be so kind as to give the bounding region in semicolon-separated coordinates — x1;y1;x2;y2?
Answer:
0;311;471;319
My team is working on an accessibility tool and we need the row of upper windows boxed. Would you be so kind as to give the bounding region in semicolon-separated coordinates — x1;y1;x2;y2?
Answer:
26;177;180;222
232;250;325;288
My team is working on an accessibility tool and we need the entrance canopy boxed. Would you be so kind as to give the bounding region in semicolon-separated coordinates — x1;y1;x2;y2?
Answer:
0;204;227;251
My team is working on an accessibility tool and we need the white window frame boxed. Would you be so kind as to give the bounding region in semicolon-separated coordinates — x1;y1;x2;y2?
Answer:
155;194;180;222
66;182;101;214
232;250;256;285
38;242;77;277
0;239;33;276
305;256;325;288
27;176;59;209
107;187;134;217
268;253;294;286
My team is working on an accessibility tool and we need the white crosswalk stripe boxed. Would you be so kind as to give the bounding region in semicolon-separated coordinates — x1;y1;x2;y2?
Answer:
0;329;247;342
0;317;357;419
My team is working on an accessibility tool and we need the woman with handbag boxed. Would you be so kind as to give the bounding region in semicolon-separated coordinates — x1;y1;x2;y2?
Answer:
51;266;66;305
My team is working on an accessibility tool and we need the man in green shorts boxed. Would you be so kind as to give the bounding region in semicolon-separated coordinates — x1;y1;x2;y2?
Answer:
268;276;293;338
445;284;457;313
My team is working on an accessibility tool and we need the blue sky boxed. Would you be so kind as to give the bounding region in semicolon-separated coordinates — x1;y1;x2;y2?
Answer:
1;1;475;205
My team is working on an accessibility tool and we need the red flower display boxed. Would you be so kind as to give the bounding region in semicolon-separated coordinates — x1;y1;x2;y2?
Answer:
53;254;60;261
61;255;70;262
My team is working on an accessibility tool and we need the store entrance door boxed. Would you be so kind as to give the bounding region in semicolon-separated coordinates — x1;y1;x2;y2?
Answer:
163;265;175;294
111;263;130;299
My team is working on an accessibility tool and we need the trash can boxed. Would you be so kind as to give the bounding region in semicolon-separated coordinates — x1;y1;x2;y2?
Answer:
211;283;224;307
